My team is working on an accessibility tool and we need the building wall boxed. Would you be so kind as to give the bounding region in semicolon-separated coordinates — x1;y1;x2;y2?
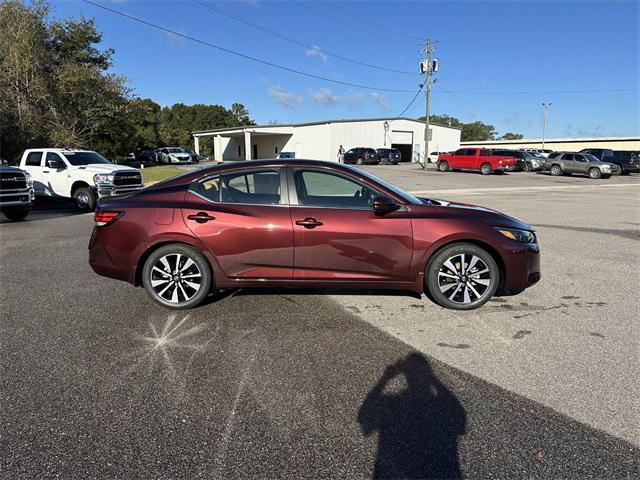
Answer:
461;137;640;152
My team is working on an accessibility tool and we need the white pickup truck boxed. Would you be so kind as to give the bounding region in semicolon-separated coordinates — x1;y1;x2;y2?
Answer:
19;148;144;211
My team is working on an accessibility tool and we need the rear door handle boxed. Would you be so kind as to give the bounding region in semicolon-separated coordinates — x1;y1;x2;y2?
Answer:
296;217;323;229
187;212;215;223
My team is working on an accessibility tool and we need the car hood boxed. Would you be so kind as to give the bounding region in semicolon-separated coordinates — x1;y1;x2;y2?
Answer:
74;164;139;174
0;166;26;174
416;197;533;231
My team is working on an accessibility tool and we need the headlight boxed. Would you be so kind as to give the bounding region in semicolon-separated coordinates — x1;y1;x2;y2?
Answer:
93;173;115;185
496;227;536;243
601;165;610;171
24;172;33;187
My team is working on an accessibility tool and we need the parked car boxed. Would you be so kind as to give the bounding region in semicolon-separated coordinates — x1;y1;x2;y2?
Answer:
376;148;401;165
127;147;158;166
492;149;544;172
428;151;445;163
89;159;540;311
19;148;143;211
156;147;192;164
0;164;34;221
579;149;639;175
437;148;517;175
184;149;201;163
343;147;379;165
522;148;553;157
543;152;616;178
1;158;8;166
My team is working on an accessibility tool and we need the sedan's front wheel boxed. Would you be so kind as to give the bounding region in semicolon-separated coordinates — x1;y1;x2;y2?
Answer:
426;243;499;310
142;244;212;309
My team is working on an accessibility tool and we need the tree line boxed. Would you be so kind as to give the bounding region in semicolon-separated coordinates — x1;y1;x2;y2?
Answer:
0;0;254;162
419;115;524;142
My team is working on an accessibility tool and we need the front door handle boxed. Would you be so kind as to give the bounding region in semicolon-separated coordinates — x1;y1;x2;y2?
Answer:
42;170;49;173
296;217;323;229
187;212;215;223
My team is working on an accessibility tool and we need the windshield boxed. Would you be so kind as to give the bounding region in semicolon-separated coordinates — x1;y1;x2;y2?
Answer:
63;151;111;165
583;154;600;162
347;165;422;205
167;147;185;153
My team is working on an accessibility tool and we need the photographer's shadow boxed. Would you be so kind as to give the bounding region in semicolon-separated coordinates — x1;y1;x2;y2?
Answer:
358;353;466;479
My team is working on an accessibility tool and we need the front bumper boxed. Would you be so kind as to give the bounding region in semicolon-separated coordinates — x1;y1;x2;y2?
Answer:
0;187;35;209
95;184;144;199
501;242;541;294
170;156;192;164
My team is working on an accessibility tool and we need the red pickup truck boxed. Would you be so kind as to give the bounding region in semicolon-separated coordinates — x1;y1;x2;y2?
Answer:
437;148;517;175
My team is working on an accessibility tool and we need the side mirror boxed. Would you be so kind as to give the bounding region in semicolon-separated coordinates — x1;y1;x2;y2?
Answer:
372;195;400;215
47;159;65;169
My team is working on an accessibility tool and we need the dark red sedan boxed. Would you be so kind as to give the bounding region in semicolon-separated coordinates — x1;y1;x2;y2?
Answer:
89;160;540;310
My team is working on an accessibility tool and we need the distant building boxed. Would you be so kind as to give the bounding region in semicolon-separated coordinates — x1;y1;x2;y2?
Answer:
461;136;640;152
192;117;461;162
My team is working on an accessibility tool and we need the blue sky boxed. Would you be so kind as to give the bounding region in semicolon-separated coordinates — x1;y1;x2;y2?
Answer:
54;0;639;138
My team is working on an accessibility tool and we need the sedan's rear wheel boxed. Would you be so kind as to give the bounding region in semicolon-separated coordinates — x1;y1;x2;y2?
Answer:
426;243;499;310
142;244;212;309
438;161;449;172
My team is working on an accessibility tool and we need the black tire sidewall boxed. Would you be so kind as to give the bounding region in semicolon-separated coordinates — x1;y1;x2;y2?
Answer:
481;163;492;175
438;161;448;172
524;163;533;172
426;243;500;310
73;187;96;211
142;243;212;309
3;209;29;221
550;165;562;176
589;168;601;179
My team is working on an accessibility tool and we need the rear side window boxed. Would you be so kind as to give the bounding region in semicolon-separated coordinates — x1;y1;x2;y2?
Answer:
221;169;281;205
548;152;561;159
25;152;43;166
480;150;492;156
562;153;575;161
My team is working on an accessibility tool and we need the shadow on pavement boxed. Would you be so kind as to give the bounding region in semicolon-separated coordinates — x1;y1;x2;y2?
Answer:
358;353;466;480
1;198;81;224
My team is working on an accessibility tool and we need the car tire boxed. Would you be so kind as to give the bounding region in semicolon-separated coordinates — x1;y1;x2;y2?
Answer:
426;243;499;310
438;161;449;172
524;162;533;172
73;187;96;211
550;165;562;176
142;243;212;309
588;167;602;179
356;157;364;165
621;170;630;176
3;209;29;221
480;163;492;175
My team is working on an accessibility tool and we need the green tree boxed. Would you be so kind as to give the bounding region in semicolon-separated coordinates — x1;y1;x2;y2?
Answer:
500;132;524;140
461;121;497;142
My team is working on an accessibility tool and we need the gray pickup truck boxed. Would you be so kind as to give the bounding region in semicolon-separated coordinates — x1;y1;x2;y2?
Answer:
0;165;35;221
543;151;618;179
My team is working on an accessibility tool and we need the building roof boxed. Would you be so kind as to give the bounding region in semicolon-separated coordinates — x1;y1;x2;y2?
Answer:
462;136;640;145
192;117;461;135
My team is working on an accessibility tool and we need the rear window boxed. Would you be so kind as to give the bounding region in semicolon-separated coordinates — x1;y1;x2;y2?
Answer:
25;151;43;166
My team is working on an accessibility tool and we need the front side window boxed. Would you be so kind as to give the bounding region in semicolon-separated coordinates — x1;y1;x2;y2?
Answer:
63;151;111;165
293;169;378;209
25;152;43;166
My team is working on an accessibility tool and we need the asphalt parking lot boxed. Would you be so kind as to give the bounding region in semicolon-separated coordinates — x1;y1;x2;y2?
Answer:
1;164;639;478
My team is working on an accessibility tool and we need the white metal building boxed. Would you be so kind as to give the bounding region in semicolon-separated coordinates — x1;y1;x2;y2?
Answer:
192;117;461;163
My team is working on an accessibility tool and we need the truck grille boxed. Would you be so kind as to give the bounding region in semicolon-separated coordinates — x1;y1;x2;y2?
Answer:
113;172;142;186
0;172;27;190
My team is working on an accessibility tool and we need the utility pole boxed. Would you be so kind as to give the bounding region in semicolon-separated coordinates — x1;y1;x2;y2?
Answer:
420;39;437;170
542;102;552;149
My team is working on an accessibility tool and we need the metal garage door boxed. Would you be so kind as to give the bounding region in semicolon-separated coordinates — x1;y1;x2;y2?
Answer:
391;130;413;144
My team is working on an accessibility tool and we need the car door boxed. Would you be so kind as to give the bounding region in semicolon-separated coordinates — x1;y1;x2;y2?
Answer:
573;154;590;174
42;152;70;196
343;149;355;164
560;153;577;172
182;167;294;279
450;149;468;169
288;167;413;281
22;151;45;193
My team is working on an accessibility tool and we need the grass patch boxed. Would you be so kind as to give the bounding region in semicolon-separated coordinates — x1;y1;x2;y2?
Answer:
141;166;185;184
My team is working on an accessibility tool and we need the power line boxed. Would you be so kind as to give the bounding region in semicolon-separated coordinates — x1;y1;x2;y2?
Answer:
390;83;425;121
316;0;423;42
291;0;418;46
192;0;417;75
82;0;417;93
435;87;640;95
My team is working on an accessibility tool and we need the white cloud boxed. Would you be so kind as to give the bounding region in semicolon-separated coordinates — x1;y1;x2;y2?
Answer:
268;85;304;108
305;45;328;63
565;124;606;137
371;92;389;111
311;88;341;106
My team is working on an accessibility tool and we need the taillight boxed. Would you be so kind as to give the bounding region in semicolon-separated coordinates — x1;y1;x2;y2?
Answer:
94;211;122;226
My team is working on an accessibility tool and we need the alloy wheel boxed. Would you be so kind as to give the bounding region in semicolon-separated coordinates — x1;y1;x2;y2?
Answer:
437;253;491;305
150;253;202;304
589;168;601;179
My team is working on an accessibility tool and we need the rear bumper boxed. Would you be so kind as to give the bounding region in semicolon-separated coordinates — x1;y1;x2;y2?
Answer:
88;226;136;284
496;165;517;172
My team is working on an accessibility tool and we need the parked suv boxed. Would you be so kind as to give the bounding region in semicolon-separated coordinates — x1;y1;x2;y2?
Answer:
0;164;34;221
579;149;639;175
544;152;616;178
157;147;192;164
19;149;143;211
492;149;544;172
343;147;379;165
375;148;401;165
